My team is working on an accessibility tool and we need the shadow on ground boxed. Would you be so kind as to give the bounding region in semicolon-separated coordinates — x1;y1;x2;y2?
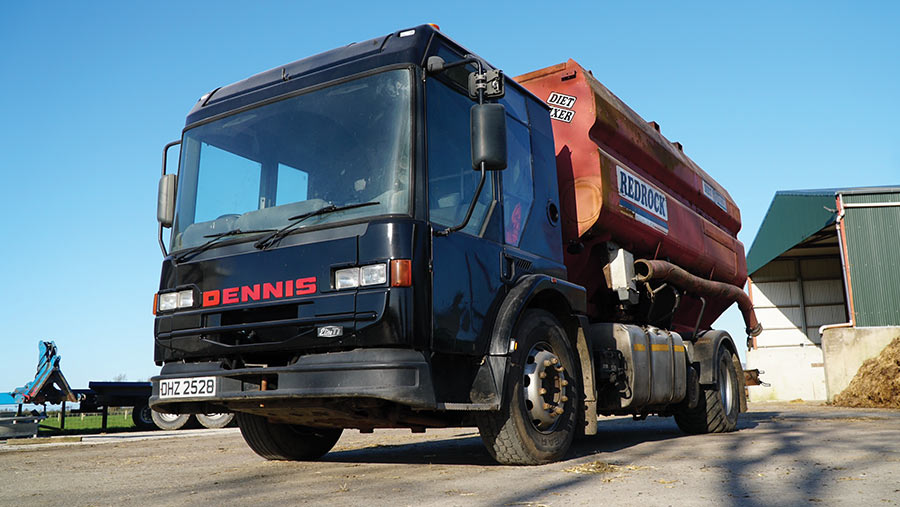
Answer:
130;406;900;507
318;414;740;466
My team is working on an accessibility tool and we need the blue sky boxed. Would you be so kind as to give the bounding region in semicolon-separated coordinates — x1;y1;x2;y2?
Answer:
1;1;897;393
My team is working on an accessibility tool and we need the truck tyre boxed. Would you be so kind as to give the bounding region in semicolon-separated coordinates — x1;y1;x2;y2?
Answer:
476;309;579;465
196;413;235;429
151;411;199;431
132;404;156;430
236;412;342;461
674;346;740;434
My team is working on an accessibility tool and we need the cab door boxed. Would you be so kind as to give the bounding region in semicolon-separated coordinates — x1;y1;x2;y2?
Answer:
426;77;505;355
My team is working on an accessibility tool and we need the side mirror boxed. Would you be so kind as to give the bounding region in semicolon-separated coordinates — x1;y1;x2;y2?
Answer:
426;56;445;74
471;103;507;171
157;174;177;228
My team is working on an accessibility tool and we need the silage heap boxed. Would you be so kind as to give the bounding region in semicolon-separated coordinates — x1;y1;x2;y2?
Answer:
833;337;900;409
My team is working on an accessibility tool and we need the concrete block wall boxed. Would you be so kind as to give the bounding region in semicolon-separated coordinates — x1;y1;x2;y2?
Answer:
746;346;827;401
821;326;900;401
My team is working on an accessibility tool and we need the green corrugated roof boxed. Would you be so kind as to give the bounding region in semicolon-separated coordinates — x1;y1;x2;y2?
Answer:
746;185;900;276
746;190;838;275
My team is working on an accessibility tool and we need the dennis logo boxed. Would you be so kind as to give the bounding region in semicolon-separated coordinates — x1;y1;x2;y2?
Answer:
202;277;317;307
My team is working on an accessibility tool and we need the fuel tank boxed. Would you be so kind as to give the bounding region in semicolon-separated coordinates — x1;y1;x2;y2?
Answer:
517;60;748;329
590;323;687;412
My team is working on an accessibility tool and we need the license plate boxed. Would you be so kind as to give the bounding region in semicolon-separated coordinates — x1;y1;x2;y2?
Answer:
159;377;216;399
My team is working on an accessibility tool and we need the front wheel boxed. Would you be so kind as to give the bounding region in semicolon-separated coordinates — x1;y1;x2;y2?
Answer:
236;412;342;461
674;345;740;434
476;309;579;465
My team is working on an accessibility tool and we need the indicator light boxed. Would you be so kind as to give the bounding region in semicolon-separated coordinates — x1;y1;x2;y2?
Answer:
391;259;412;287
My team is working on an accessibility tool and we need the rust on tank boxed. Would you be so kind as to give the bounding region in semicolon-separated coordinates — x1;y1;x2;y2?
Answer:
516;58;750;332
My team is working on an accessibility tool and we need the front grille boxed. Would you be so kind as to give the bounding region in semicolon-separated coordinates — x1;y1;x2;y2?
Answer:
219;303;298;326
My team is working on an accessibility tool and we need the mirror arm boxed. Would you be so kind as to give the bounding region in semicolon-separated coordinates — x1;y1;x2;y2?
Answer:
435;164;487;237
158;222;167;258
433;56;481;73
427;56;487;105
161;140;182;177
159;140;182;257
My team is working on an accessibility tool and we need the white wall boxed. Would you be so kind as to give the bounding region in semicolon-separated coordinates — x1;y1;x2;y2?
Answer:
746;257;846;401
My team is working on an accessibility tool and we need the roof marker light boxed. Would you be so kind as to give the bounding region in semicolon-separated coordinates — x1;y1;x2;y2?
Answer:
399;29;415;37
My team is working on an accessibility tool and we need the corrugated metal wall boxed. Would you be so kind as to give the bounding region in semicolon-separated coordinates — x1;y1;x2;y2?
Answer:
751;258;846;345
843;192;900;327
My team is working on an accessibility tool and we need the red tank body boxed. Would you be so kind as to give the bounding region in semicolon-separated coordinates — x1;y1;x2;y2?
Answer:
517;60;748;331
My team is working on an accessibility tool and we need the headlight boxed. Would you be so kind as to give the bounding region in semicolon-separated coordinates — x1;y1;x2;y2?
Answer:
157;289;195;312
334;267;360;290
334;263;387;290
158;292;178;312
177;290;194;308
360;264;386;286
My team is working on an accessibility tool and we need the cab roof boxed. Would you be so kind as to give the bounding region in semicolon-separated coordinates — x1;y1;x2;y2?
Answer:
184;25;541;128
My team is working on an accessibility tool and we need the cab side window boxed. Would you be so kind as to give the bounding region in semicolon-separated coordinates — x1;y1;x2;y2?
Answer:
502;90;534;247
426;79;496;237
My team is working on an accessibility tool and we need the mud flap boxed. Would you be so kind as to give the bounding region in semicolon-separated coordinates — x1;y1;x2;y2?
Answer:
734;353;748;413
574;317;597;435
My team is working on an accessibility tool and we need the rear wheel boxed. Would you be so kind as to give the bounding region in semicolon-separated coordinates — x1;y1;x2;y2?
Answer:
150;411;198;431
674;345;740;434
132;404;156;430
196;413;235;429
476;310;579;465
236;412;342;461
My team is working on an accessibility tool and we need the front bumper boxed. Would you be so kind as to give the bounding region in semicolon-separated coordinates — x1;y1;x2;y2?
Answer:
150;348;436;413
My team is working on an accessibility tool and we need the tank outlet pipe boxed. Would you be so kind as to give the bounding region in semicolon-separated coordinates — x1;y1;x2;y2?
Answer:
634;259;762;337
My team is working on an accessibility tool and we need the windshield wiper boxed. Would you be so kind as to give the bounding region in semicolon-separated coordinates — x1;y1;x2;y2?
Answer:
174;228;274;263
254;201;380;250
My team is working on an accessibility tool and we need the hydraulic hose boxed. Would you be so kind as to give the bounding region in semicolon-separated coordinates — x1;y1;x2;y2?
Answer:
634;259;762;337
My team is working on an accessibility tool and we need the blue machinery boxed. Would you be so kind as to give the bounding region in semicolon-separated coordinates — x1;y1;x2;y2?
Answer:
1;341;78;438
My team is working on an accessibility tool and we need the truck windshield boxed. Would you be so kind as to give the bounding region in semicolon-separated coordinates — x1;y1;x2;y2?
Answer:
171;69;412;252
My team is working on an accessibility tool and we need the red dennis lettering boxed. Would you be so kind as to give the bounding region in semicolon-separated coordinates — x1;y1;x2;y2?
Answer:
202;277;317;307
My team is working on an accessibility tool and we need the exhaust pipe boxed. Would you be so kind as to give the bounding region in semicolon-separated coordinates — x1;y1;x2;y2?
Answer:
634;259;762;337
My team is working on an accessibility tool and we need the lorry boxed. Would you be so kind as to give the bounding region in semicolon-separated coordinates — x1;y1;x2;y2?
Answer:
150;24;762;465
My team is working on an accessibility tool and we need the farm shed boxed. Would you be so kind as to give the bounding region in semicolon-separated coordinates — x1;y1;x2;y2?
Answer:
745;186;900;401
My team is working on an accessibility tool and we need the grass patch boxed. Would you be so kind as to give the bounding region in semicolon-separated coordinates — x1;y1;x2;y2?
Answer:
39;412;139;435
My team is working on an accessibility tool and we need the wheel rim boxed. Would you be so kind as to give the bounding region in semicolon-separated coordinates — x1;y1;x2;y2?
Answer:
719;356;735;416
157;412;183;422
523;342;569;433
